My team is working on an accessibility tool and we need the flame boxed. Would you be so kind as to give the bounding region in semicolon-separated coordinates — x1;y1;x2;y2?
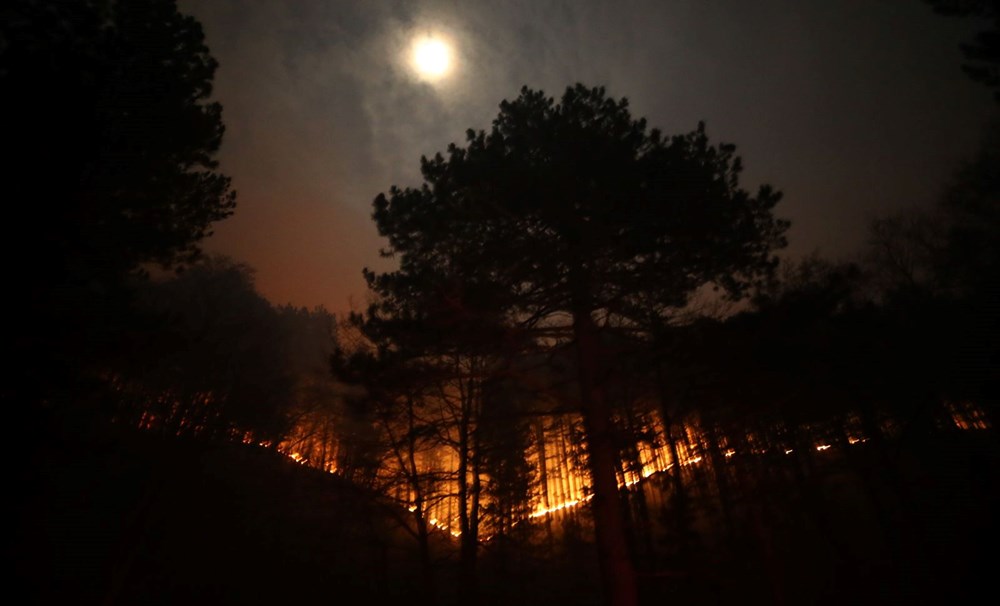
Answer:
529;495;593;518
227;400;990;539
116;373;991;547
948;401;991;430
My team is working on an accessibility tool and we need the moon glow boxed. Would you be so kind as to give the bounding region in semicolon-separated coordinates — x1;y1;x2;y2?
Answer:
411;36;452;80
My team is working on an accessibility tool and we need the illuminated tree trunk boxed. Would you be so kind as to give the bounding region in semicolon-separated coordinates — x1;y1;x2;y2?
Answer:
704;421;736;541
535;419;550;510
403;398;438;606
457;376;479;605
535;419;556;545
572;304;638;606
657;374;686;497
413;501;437;606
622;411;654;566
557;420;574;504
467;433;481;595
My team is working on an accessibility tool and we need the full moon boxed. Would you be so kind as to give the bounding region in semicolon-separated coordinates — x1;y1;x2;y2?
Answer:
411;36;452;80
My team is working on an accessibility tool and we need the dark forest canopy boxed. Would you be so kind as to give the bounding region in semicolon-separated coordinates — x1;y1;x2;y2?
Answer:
926;0;1000;101
366;84;788;333
1;0;236;408
112;257;339;448
1;0;235;275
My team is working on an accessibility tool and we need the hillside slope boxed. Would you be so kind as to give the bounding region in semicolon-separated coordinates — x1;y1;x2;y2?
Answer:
14;426;430;605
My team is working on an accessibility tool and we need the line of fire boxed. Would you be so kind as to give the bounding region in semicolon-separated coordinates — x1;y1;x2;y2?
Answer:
112;364;992;541
279;396;990;537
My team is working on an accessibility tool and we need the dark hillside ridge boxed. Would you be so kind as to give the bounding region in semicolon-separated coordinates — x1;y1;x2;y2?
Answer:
14;426;429;605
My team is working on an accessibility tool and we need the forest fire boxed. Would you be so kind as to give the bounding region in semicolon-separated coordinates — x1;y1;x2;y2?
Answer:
10;2;999;604
258;400;992;540
948;401;991;430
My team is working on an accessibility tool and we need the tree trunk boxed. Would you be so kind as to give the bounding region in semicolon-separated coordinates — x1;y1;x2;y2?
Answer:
535;419;551;510
457;383;479;604
704;421;736;542
400;396;438;606
573;308;639;606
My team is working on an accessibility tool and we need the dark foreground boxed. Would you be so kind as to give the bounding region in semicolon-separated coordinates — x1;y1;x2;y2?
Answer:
13;421;999;606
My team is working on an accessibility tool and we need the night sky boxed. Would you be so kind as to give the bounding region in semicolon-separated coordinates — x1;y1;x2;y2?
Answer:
179;0;997;313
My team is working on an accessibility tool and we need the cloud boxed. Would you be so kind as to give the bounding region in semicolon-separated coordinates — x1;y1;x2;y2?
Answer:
178;0;995;311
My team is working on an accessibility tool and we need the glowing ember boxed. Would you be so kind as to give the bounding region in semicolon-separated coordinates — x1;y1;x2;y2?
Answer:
948;401;991;430
529;495;593;518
